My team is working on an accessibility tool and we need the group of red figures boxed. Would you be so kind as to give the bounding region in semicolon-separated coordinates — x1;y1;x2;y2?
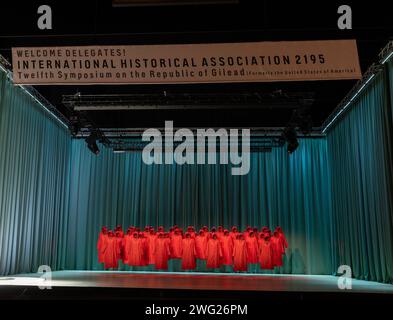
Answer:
97;225;288;272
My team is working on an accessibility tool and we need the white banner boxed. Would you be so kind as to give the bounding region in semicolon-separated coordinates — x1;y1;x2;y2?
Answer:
12;40;361;85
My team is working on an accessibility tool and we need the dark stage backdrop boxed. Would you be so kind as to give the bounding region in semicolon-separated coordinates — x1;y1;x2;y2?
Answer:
327;62;393;284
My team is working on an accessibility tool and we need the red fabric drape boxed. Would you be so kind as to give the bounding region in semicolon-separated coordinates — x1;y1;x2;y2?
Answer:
98;225;288;271
245;235;259;264
181;237;197;270
195;233;208;260
97;231;108;264
220;235;234;265
271;234;285;267
258;238;273;269
154;236;171;270
102;233;119;269
147;234;157;265
122;234;132;264
170;234;183;259
126;234;146;266
206;238;222;269
233;238;247;271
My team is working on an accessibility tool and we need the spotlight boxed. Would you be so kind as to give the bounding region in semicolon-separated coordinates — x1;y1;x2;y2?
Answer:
70;123;80;136
282;127;299;154
86;132;100;155
69;115;81;136
287;139;299;154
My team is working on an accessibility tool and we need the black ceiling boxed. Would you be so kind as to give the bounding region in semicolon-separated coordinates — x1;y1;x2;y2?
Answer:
1;0;392;129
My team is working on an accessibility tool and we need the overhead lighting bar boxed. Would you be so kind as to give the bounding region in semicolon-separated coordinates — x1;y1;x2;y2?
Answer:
0;64;7;73
113;149;127;154
349;74;375;103
380;41;393;64
381;52;393;64
17;85;69;129
73;104;296;111
322;41;392;134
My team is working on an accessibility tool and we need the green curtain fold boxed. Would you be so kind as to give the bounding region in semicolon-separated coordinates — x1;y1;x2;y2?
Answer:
0;72;71;275
327;64;393;283
63;138;333;274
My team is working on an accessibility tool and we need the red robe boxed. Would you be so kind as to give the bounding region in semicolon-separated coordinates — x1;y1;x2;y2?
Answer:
122;234;132;264
245;236;259;264
127;236;145;266
195;234;208;260
229;231;239;243
170;234;183;259
279;232;288;249
97;232;108;263
147;234;157;265
139;237;148;266
115;235;124;261
233;239;247;271
220;235;234;265
271;235;285;267
258;239;273;269
154;237;171;270
189;231;196;239
206;238;222;269
181;238;197;270
102;236;119;269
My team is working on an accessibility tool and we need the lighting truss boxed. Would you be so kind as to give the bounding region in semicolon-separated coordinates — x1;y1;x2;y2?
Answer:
380;41;393;64
62;91;315;111
75;127;325;153
0;55;70;129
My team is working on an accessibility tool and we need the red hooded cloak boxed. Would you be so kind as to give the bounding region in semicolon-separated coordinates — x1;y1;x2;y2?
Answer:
206;234;222;269
181;234;197;270
195;231;208;260
220;231;234;265
233;235;248;272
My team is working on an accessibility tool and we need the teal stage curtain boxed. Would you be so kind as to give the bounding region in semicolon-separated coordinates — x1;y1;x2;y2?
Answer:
326;64;393;283
63;138;333;274
0;72;71;276
1;61;393;283
0;69;334;276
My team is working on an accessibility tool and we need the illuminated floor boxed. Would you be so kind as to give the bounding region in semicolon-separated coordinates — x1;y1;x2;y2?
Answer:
1;271;393;294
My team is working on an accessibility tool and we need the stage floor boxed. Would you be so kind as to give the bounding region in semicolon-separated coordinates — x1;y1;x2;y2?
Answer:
1;271;393;294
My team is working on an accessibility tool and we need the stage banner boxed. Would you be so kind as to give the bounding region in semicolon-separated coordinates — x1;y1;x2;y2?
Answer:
11;40;361;85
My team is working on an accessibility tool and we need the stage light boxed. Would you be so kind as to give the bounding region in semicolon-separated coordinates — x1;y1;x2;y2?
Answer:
287;139;299;154
282;127;299;154
86;132;100;155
